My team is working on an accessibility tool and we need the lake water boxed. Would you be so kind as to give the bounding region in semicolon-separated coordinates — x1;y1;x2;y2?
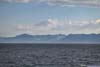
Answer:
0;43;100;67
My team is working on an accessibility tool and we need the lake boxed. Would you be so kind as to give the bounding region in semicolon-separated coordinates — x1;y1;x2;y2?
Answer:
0;43;100;67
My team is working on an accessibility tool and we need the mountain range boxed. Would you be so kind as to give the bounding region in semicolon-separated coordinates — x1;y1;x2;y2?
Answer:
0;34;100;43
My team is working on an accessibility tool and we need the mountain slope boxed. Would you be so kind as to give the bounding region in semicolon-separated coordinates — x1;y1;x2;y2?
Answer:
0;34;100;43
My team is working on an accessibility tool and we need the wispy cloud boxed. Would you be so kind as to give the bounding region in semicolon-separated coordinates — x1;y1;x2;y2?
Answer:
14;0;32;3
1;0;100;8
42;0;100;8
14;19;100;35
0;18;100;37
0;0;32;3
96;19;100;23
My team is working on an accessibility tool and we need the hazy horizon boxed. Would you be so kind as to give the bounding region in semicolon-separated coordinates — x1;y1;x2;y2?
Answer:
0;33;100;38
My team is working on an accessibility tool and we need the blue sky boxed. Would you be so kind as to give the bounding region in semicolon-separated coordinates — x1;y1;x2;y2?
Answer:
0;0;100;37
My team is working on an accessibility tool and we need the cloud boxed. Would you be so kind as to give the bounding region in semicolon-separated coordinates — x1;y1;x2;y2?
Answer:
17;25;32;31
14;0;32;3
96;19;100;23
1;0;100;8
0;19;100;37
0;0;32;3
41;0;100;8
16;19;100;35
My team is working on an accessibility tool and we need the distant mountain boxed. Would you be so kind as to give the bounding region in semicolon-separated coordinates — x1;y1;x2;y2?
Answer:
0;34;100;43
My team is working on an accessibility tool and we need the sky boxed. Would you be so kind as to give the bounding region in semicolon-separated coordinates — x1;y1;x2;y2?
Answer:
0;0;100;37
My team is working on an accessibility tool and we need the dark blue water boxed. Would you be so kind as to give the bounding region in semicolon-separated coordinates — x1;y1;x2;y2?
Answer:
0;43;100;67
